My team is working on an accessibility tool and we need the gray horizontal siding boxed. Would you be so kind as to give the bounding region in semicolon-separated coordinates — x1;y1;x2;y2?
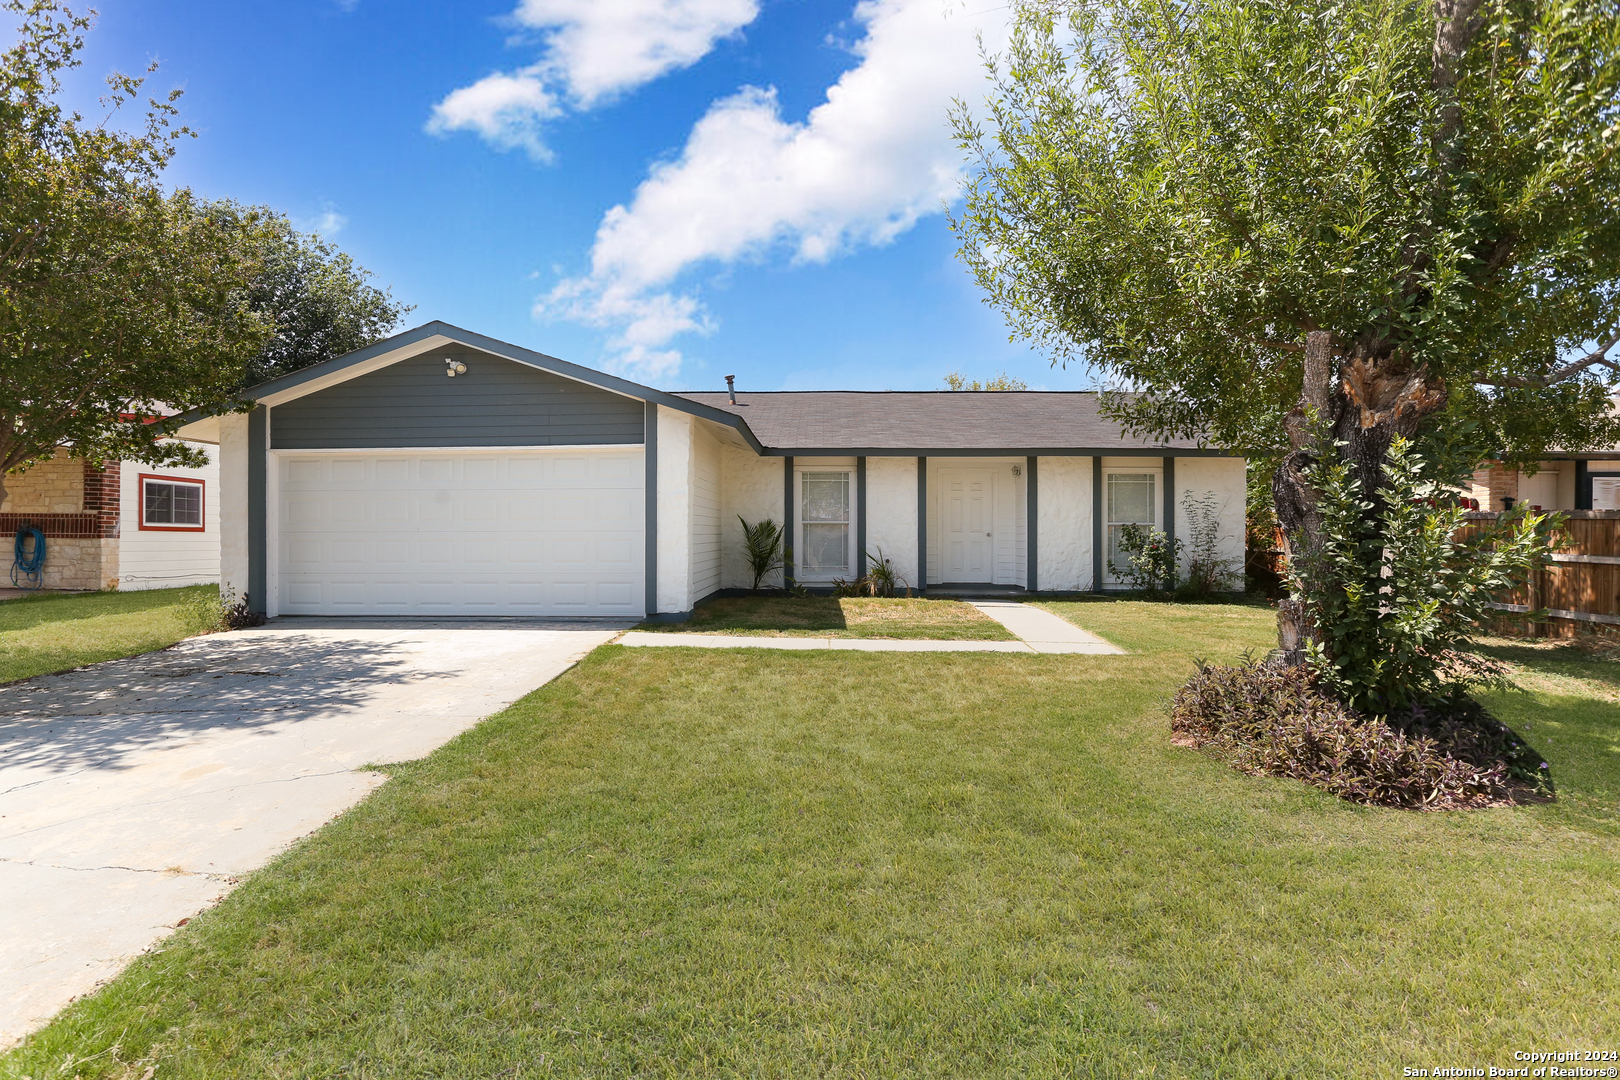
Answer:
272;349;646;449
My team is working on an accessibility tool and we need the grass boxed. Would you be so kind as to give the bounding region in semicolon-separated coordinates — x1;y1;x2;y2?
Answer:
0;586;215;684
7;600;1617;1077
636;595;1017;639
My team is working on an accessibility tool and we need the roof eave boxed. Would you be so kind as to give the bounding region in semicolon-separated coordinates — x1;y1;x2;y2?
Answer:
167;320;769;455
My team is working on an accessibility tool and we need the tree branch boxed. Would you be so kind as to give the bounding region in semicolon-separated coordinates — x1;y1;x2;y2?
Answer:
1472;330;1620;388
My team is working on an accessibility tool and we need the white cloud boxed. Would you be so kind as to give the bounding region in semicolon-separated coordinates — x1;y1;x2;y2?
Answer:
548;277;714;379
516;0;761;105
543;0;1008;377
427;0;758;158
294;203;349;237
426;70;561;159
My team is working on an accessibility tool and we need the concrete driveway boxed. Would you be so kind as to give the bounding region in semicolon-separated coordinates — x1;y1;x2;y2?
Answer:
0;617;631;1048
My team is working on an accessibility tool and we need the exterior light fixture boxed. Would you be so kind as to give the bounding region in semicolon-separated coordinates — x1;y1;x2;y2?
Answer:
446;358;467;377
1012;464;1022;476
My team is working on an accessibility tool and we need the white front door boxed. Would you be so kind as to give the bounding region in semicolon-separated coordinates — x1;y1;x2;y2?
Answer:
274;448;644;616
940;467;994;582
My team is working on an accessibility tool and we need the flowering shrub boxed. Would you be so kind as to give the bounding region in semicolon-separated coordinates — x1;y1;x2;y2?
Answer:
1170;657;1546;809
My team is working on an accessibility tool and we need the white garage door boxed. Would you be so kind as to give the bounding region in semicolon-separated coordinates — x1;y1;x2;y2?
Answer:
274;449;644;616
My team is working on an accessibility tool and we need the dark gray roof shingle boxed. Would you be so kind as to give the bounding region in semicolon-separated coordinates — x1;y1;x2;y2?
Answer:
673;391;1210;452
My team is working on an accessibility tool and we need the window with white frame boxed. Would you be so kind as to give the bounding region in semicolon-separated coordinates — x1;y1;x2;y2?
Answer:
141;476;205;529
1105;471;1156;579
798;471;851;578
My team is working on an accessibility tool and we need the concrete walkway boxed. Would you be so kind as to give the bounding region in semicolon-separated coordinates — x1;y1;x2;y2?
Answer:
619;601;1123;655
966;600;1123;653
0;617;631;1048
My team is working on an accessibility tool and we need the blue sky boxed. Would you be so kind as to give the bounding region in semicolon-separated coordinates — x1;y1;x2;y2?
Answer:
59;0;1099;393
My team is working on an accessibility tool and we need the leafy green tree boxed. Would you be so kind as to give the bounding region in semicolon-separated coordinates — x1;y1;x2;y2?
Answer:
0;1;271;506
232;210;411;387
953;0;1620;663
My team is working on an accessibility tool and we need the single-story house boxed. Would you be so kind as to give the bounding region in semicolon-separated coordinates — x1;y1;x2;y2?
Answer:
171;322;1246;619
1467;455;1620;513
1;443;219;592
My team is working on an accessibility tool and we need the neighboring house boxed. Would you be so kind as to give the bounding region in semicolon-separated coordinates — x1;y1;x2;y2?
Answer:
0;444;220;591
172;322;1246;620
1465;456;1620;513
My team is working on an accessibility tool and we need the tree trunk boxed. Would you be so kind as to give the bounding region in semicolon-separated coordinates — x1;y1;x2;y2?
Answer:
1271;331;1448;664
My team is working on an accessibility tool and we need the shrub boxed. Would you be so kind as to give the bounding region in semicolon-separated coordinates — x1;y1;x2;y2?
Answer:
182;584;265;634
1169;657;1545;810
1110;522;1181;594
1290;434;1555;712
834;548;910;597
1177;489;1242;599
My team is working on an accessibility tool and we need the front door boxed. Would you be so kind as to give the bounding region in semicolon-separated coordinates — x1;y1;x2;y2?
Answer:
940;468;994;582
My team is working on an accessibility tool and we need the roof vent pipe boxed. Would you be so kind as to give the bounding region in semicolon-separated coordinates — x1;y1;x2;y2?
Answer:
725;374;736;404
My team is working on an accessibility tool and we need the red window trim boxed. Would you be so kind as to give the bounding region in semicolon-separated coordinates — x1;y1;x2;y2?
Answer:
138;473;207;532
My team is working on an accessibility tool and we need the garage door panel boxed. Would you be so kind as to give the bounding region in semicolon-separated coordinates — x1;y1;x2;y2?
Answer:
287;582;323;606
374;460;411;485
593;455;637;481
552;457;589;481
596;582;637;607
463;458;499;482
595;540;635;566
277;450;644;616
331;458;367;484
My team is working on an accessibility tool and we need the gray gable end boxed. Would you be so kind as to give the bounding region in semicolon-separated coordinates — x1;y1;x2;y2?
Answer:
271;347;647;449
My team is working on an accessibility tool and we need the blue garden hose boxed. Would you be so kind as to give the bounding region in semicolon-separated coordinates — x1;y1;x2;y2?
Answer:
11;525;46;589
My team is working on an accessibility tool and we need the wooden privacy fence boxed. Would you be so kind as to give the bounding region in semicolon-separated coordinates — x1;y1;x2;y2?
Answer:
1460;510;1620;638
1252;512;1620;638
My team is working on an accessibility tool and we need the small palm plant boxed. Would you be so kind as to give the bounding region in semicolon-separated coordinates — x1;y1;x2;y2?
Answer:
836;548;909;597
738;515;785;591
863;548;906;597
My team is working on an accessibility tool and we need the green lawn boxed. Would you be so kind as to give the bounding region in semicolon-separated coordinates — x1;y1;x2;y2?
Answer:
637;595;1017;639
0;586;215;684
7;601;1618;1078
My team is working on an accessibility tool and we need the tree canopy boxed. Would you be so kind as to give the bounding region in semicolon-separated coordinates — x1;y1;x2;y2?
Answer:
233;210;411;388
952;0;1620;467
0;1;270;499
942;370;1030;390
0;1;410;507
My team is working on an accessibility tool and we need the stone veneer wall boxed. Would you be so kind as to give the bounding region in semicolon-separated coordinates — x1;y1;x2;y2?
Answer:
0;449;120;590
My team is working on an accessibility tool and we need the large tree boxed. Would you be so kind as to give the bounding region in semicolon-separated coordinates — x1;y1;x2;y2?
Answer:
0;0;271;505
232;209;411;388
954;0;1620;661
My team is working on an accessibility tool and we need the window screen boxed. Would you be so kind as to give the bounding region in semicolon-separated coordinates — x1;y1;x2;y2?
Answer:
144;479;203;526
801;471;850;574
1106;472;1157;576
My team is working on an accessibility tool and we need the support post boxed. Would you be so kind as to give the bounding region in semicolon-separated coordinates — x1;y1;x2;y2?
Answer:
916;457;927;591
1092;456;1104;591
1026;456;1038;592
1163;455;1177;590
644;402;658;614
248;405;267;614
856;457;867;579
783;456;795;587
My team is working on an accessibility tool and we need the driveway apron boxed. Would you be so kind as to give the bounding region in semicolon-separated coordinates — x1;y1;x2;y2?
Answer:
0;617;630;1048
